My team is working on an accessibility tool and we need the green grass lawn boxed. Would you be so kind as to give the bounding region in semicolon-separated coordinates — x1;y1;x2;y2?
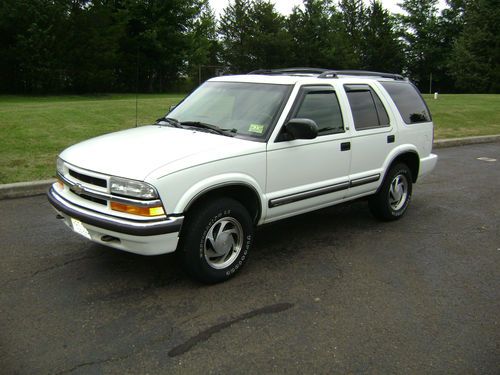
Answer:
0;94;183;183
422;94;500;139
0;93;498;184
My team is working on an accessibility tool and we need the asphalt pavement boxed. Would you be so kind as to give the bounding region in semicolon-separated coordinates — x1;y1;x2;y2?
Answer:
1;143;499;375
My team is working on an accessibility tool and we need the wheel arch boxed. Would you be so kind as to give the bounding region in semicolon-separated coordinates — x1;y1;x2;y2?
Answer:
385;150;420;183
183;182;263;225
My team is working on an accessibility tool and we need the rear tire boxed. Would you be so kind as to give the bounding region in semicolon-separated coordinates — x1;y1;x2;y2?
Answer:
369;163;412;221
178;198;253;284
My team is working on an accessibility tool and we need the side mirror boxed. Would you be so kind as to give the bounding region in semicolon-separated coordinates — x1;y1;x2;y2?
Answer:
285;118;318;140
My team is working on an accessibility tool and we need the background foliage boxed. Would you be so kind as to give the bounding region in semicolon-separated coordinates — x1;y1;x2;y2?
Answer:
0;0;498;94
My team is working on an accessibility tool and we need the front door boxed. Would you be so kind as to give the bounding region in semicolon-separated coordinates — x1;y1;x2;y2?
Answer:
265;85;352;223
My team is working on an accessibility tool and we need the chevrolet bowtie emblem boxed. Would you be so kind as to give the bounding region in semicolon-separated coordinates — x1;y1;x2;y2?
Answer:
73;183;84;195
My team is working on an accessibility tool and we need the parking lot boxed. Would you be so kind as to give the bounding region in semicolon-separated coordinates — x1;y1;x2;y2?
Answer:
1;143;499;375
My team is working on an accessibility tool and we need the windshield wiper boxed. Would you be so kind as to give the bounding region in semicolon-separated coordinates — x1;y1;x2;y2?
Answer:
180;121;235;137
156;117;236;137
155;116;182;128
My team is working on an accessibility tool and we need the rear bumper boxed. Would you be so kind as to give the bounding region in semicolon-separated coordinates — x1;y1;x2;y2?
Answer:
47;186;183;255
419;153;438;178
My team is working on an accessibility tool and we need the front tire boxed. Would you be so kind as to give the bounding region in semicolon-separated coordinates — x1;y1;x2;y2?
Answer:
178;198;253;283
369;163;413;221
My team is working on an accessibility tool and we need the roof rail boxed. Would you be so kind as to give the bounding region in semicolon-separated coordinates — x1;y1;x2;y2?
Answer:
318;70;405;80
248;67;328;76
246;68;406;81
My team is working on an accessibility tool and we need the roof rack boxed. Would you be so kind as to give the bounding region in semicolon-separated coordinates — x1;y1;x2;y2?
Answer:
248;67;328;76
318;70;406;80
247;68;406;81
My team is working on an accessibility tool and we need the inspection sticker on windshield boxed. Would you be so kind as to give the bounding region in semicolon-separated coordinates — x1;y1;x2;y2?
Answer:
71;218;91;240
249;123;264;134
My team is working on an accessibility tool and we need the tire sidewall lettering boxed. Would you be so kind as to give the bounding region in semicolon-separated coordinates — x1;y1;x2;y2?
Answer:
198;209;252;274
181;198;253;282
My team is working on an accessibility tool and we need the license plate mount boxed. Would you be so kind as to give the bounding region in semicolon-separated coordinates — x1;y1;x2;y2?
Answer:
71;218;91;240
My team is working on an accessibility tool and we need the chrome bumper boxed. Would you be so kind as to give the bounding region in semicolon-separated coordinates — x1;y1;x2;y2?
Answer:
47;187;183;237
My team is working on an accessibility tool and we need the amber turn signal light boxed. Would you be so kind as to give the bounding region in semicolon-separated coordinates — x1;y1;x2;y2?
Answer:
110;201;165;217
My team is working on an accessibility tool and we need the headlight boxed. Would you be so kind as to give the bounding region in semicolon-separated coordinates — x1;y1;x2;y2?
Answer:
110;177;158;199
56;157;64;175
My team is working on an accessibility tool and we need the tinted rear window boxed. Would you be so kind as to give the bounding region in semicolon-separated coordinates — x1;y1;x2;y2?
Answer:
381;82;431;124
347;91;379;129
345;85;390;130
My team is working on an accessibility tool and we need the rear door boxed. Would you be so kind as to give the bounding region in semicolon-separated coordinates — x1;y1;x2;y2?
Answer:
343;83;396;198
265;84;352;222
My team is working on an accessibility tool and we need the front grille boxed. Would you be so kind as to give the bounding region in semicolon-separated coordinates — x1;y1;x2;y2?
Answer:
79;193;107;206
69;169;107;188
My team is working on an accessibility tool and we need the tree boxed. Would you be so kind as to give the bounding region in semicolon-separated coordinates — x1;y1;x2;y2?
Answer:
185;2;220;85
398;0;442;92
287;0;347;68
429;0;467;91
441;0;467;39
107;0;217;92
339;0;366;68
219;0;293;72
0;0;219;93
63;0;124;92
218;0;253;73
0;0;70;93
0;0;494;94
448;0;499;92
361;1;404;72
246;0;292;70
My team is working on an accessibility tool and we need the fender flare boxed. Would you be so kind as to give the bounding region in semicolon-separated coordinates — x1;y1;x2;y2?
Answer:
173;173;266;222
380;144;420;185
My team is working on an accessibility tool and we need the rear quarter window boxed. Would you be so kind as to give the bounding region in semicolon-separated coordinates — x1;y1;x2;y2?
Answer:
380;82;431;124
344;84;390;130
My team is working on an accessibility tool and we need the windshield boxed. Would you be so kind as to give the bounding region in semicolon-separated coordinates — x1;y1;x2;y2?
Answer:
167;81;291;140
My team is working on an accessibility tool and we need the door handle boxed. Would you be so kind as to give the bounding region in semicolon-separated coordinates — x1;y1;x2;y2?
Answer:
387;135;395;143
340;142;351;151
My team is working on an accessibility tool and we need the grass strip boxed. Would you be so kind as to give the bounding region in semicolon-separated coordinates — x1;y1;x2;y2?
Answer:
0;93;498;183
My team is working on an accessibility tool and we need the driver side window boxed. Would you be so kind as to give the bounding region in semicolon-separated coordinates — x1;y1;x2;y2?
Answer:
295;91;344;136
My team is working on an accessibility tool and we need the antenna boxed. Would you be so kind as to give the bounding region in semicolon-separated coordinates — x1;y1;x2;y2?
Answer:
135;46;139;127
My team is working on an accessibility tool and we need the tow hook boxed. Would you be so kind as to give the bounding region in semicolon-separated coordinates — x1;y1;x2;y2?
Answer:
101;235;120;243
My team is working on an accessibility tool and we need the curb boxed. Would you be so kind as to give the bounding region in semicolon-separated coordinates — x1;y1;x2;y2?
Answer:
1;134;499;200
432;134;500;149
0;179;55;200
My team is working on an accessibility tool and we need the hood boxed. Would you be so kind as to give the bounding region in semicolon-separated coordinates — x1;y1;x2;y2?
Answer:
60;125;264;181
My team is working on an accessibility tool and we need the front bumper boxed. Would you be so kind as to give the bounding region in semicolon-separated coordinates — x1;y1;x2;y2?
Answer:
47;186;183;255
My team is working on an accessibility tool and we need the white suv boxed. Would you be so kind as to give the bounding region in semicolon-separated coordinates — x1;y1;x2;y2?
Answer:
48;68;438;283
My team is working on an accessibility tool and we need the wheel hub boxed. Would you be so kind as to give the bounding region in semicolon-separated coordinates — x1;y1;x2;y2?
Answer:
213;232;234;256
204;217;243;269
389;174;408;211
